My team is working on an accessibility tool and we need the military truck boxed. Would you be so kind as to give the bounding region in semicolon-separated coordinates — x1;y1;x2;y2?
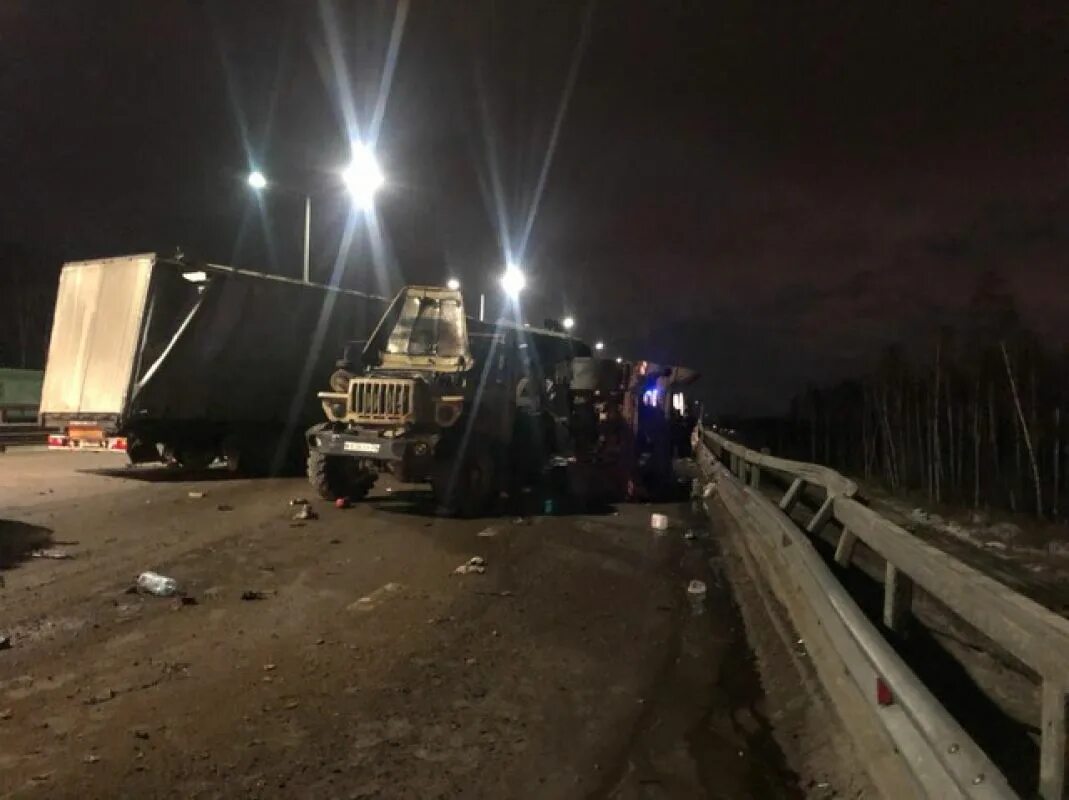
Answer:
306;284;698;515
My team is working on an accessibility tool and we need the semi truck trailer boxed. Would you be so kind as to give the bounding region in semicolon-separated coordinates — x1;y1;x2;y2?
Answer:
39;253;385;472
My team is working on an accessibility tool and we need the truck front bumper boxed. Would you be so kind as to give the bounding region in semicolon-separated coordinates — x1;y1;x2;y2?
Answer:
307;425;436;482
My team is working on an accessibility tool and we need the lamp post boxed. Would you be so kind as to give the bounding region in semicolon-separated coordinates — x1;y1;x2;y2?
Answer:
246;144;384;284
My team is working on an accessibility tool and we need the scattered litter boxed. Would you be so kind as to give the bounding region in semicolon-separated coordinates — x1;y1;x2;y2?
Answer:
0;709;10;720
188;491;205;499
684;529;697;541
284;699;299;710
686;579;707;598
216;504;234;512
984;541;1009;551
293;505;318;521
131;727;150;740
386;487;393;493
83;754;100;764
31;549;72;560
0;635;10;651
136;571;179;597
241;590;268;601
288;498;309;506
512;517;531;526
335;497;351;509
454;556;487;575
263;663;276;672
650;513;669;531
476;526;499;538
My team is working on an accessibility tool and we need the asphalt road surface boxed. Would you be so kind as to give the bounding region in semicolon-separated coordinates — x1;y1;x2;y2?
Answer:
0;450;836;799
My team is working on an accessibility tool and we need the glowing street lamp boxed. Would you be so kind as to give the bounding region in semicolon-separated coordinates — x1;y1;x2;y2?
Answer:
341;143;385;209
595;341;605;351
500;263;526;299
446;278;461;291
246;169;313;283
562;316;575;331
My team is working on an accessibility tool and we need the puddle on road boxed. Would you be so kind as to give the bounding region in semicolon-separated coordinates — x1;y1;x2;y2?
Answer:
605;502;802;799
680;503;802;800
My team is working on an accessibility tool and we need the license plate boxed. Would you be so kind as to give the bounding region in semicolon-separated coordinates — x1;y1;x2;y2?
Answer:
344;441;380;454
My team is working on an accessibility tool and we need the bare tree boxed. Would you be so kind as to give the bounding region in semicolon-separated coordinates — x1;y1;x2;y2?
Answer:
1001;340;1043;516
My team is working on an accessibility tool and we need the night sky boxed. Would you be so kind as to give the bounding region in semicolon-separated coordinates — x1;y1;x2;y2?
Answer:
2;1;1067;413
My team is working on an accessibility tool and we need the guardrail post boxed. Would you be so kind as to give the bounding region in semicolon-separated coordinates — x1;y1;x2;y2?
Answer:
882;563;913;633
805;495;834;534
749;464;761;489
1040;680;1068;800
833;528;858;567
779;478;805;512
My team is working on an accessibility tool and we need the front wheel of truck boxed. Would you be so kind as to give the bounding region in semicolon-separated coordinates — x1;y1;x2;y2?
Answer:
431;445;496;518
307;450;376;501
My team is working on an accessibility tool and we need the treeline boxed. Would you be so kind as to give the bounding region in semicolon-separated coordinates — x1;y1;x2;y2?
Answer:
767;273;1067;518
0;243;60;369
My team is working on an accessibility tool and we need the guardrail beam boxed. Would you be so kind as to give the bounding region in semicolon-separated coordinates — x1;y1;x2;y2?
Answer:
779;478;805;512
1041;681;1067;800
834;528;858;567
883;563;913;633
805;495;835;535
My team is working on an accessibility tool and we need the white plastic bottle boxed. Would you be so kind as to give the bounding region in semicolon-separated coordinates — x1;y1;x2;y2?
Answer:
137;571;179;597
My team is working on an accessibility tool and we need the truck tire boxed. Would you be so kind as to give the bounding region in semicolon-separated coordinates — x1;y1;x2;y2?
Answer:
431;446;495;518
307;450;376;501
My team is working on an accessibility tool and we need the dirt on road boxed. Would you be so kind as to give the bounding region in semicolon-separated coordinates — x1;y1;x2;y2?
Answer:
0;450;855;799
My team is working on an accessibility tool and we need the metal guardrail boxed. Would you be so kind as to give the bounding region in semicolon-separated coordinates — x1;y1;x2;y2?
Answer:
699;425;1069;800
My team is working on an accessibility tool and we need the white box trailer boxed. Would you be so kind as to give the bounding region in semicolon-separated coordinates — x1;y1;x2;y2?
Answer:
39;253;386;471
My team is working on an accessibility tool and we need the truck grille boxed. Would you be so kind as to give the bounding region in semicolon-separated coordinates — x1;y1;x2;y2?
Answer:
349;378;415;423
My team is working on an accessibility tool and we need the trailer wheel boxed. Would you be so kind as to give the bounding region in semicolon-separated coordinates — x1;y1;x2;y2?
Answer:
431;446;495;518
307;450;376;501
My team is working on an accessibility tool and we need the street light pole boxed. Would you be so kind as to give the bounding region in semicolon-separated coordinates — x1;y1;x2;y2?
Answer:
302;194;311;284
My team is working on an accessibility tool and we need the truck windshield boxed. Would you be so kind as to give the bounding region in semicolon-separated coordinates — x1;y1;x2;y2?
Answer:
385;296;464;357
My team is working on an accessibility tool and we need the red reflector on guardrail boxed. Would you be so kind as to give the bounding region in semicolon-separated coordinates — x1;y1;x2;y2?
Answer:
876;677;894;706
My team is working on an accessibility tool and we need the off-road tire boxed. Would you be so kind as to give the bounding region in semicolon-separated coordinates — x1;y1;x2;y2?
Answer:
431;446;495;518
307;450;376;501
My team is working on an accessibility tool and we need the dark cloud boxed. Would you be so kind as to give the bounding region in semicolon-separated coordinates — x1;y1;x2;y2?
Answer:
1;1;1068;412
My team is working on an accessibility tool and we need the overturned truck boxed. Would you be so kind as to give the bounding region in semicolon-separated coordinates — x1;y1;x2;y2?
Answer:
306;284;698;514
39;253;385;472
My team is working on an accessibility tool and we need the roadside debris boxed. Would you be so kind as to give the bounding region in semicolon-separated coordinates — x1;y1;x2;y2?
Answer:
241;590;271;601
476;526;499;538
216;504;234;512
188;491;205;499
136;571;179;597
684;529;697;541
0;709;10;720
0;635;10;651
293;504;318;521
289;497;309;506
335;497;351;509
686;579;707;614
85;688;116;706
650;513;669;531
454;556;487;575
31;548;73;560
83;754;100;764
